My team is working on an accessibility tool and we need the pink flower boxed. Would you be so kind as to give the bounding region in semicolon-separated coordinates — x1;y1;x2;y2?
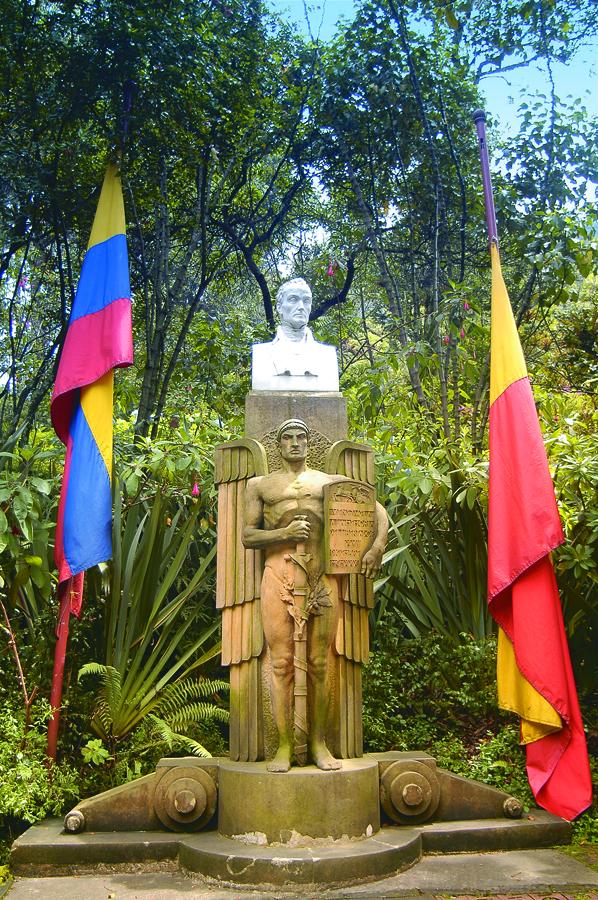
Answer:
460;328;465;339
192;482;200;497
326;262;334;277
443;336;449;345
463;301;470;311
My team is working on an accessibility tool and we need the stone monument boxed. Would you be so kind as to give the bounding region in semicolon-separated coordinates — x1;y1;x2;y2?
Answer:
216;286;385;767
12;277;571;890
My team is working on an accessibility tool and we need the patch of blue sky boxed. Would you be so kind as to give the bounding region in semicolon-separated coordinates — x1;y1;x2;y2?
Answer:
267;0;597;136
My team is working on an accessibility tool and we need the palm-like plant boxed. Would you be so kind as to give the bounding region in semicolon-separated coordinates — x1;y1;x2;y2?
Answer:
80;482;221;749
375;460;492;640
81;667;229;756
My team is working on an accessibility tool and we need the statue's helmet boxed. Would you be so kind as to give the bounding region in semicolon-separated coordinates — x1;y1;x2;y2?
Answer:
276;418;310;443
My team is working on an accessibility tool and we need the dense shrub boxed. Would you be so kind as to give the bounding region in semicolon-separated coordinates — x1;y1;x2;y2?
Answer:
363;625;500;752
363;624;597;839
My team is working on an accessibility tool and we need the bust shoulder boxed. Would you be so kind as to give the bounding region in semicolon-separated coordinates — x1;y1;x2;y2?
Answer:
251;333;339;392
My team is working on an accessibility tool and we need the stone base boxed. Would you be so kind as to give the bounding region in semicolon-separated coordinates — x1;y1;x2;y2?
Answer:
218;758;380;842
12;812;571;889
244;391;347;441
11;752;572;889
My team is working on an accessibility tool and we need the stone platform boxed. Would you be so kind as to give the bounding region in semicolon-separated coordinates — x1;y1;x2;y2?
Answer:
11;752;572;890
8;847;598;899
12;811;571;889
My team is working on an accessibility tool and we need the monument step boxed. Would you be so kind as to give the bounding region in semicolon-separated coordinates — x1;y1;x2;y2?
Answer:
11;811;571;889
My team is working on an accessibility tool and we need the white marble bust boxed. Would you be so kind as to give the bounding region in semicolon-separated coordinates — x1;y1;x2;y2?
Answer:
251;278;340;392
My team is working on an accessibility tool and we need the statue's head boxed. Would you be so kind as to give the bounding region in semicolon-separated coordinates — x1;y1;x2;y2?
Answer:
275;278;312;329
276;418;309;462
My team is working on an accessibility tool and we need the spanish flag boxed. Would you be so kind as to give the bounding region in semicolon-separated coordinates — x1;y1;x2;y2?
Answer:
51;164;133;614
487;243;592;820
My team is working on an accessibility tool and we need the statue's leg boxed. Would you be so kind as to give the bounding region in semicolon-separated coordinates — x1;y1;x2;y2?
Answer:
261;565;294;773
307;577;341;771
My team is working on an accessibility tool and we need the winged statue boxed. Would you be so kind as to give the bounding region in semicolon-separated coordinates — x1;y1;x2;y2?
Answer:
214;419;388;772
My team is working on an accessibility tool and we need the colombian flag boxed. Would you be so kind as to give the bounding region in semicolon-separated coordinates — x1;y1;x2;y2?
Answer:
487;243;592;820
51;164;133;614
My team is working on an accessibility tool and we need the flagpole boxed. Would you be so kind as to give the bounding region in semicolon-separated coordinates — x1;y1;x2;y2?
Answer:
473;109;498;246
47;580;72;759
46;138;133;759
473;108;593;819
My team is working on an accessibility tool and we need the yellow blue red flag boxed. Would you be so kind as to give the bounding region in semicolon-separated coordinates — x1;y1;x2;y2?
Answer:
51;164;133;613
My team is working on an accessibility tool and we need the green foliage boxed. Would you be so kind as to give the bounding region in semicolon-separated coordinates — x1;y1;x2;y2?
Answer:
115;415;226;509
0;444;61;629
146;674;229;758
363;626;499;751
80;670;229;760
362;627;598;830
571;792;598;846
72;687;230;793
81;739;112;767
539;392;598;691
0;700;80;825
79;483;219;746
466;726;534;805
376;447;492;639
150;681;229;753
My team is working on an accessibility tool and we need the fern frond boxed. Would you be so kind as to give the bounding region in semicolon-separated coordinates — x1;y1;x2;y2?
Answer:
103;666;123;713
91;700;113;741
168;702;229;729
179;678;230;699
172;734;211;758
79;661;109;681
156;678;229;716
147;714;177;749
149;715;211;758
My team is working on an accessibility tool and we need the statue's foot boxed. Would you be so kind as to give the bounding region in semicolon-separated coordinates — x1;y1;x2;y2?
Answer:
267;748;291;773
311;742;342;771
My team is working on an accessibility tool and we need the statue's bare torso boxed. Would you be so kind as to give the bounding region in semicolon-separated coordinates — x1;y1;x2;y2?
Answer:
253;468;337;569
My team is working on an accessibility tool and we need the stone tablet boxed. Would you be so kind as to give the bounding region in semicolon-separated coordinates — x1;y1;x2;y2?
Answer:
323;481;376;575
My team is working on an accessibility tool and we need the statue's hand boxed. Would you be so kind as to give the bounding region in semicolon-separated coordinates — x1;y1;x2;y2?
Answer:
286;515;311;541
360;545;383;579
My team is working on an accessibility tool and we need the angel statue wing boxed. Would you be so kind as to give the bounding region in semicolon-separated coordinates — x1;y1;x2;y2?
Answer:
325;440;376;759
214;439;267;761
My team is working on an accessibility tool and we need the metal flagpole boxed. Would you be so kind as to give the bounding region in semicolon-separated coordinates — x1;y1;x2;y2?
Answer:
473;109;499;245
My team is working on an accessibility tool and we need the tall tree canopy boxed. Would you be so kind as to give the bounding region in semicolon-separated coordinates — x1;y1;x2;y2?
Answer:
0;0;595;446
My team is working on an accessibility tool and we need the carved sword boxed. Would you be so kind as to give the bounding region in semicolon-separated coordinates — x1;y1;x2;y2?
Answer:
287;522;311;767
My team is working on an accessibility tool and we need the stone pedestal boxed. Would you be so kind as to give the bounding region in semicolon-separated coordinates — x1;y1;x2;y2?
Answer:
218;759;380;842
13;753;572;888
244;391;347;442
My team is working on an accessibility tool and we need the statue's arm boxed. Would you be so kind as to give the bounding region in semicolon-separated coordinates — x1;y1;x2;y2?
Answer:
360;501;389;580
242;478;310;549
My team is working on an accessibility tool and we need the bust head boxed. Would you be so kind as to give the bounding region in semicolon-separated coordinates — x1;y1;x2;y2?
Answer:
276;279;312;335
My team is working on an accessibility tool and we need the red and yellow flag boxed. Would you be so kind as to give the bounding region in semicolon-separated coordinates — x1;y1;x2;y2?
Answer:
487;243;592;821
